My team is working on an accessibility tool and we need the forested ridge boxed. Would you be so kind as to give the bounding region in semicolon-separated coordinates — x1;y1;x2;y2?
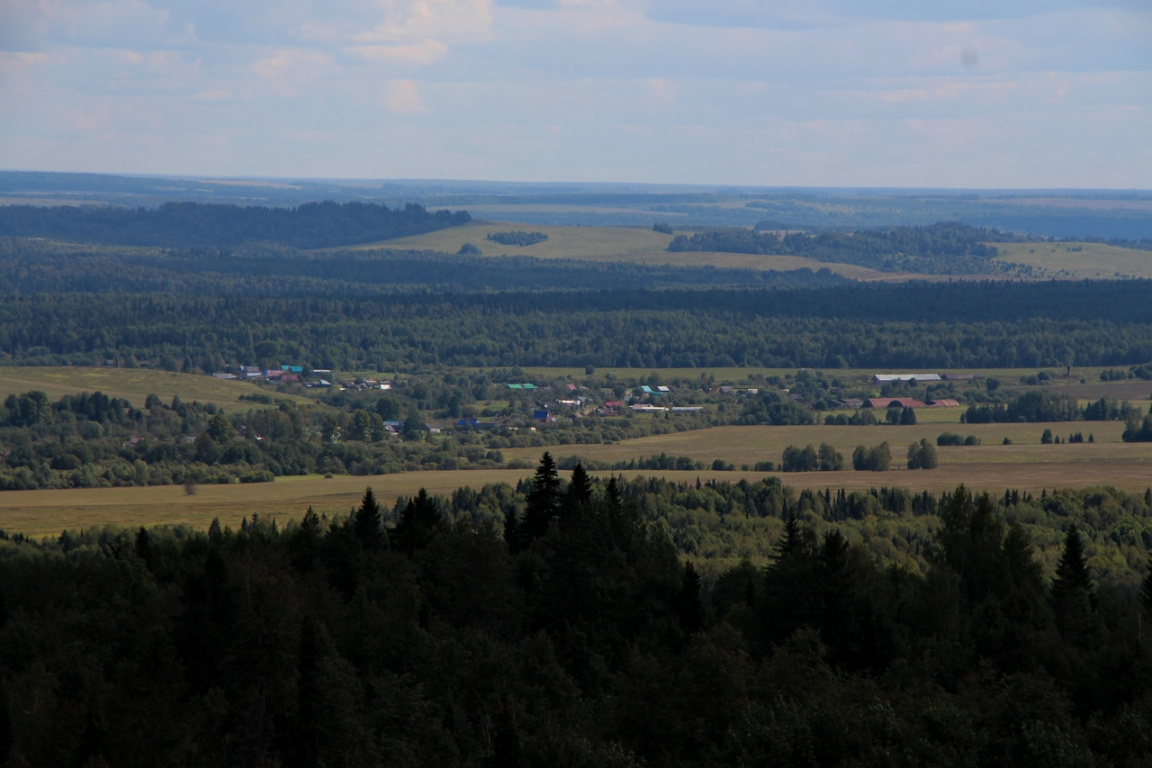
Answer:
0;463;1150;766
0;201;471;249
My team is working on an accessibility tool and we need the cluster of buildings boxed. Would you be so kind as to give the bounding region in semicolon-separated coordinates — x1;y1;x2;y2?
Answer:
213;365;334;388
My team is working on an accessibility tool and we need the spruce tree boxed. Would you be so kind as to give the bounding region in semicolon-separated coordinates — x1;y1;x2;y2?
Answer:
353;487;383;549
395;488;444;552
1052;525;1097;644
523;452;561;541
678;561;704;635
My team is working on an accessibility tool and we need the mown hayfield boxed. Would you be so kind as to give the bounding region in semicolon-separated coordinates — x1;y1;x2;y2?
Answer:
0;367;315;411
346;223;672;260
344;222;904;280
5;438;1150;538
994;242;1152;279
0;470;534;539
504;420;1152;481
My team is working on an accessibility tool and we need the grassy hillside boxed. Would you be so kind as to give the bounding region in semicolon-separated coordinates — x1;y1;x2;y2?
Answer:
0;367;314;411
350;223;672;260
994;241;1152;279
362;222;915;280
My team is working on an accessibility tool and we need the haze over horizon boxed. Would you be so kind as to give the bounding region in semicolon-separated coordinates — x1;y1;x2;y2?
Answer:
1;0;1148;189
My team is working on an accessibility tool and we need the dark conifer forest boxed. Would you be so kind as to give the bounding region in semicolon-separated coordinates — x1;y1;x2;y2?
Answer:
0;467;1151;766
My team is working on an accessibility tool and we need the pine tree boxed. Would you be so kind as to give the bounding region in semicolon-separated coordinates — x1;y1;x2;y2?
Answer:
774;509;802;561
562;462;593;531
353;487;383;549
567;462;592;508
395;488;444;552
523;452;561;541
1052;525;1097;644
1053;525;1094;598
678;561;704;635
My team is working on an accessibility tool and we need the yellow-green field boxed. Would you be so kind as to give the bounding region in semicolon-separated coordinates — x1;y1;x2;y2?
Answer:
349;223;672;260
994;242;1152;279
0;367;315;411
0;470;540;538
344;222;905;280
4;421;1149;537
504;421;1142;462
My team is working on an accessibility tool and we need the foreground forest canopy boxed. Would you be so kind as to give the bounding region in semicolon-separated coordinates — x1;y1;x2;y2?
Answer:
0;465;1150;766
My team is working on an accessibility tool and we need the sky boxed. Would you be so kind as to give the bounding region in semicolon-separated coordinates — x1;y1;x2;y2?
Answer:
0;0;1149;188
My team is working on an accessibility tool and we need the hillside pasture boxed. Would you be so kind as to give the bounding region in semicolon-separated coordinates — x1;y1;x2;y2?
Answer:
994;242;1152;279
347;223;672;260
345;222;905;280
0;367;315;411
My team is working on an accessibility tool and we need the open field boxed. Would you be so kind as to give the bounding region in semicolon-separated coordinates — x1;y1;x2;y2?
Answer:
994;242;1152;279
348;223;673;260
0;367;316;411
345;222;909;280
0;470;538;538
4;431;1150;538
504;420;1152;482
505;364;1150;398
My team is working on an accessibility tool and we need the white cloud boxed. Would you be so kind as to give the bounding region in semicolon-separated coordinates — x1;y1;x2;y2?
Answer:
349;41;449;66
381;78;429;112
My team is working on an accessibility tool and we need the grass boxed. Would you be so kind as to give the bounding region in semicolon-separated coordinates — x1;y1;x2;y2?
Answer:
0;367;315;411
503;421;1152;490
994;242;1152;279
346;223;672;261
0;470;537;539
342;222;904;280
6;422;1150;537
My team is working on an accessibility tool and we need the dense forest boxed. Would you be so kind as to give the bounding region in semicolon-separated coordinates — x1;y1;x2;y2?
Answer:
669;222;1013;274
0;238;846;295
0;201;471;249
0;462;1150;766
2;280;1152;370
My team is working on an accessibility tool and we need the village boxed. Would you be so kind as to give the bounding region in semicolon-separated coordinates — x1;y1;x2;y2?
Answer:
209;364;983;440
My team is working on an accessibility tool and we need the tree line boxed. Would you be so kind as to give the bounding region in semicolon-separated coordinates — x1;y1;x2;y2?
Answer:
0;200;471;249
669;222;1014;274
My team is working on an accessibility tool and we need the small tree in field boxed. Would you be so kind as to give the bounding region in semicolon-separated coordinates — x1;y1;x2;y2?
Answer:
907;439;938;469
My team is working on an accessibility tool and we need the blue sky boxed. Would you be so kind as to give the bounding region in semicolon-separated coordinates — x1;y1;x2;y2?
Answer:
0;0;1148;187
